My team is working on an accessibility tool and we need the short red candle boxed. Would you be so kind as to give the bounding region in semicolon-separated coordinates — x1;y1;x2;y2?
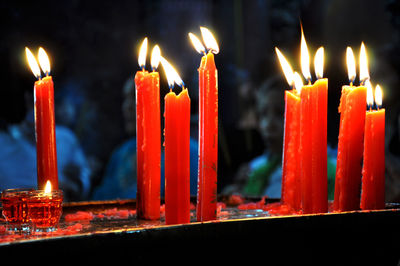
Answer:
281;90;301;211
34;76;59;190
333;85;366;211
135;70;161;220
300;78;328;214
164;88;191;225
196;52;218;222
361;108;385;210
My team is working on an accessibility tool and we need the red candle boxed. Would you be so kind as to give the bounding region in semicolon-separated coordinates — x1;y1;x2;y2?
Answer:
25;47;59;190
135;39;161;220
281;90;301;211
299;38;328;214
161;57;191;225
275;48;302;211
361;83;385;210
189;28;219;222
333;47;367;212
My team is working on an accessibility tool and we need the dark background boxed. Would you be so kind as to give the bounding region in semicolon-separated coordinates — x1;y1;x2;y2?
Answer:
1;0;399;196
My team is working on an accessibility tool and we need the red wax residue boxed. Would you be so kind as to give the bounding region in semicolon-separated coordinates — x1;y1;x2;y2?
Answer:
226;194;245;206
64;211;95;222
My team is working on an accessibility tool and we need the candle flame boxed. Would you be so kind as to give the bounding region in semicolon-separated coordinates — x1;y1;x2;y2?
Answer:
38;47;51;76
25;47;41;79
188;32;206;54
300;27;311;82
44;180;52;194
293;71;304;95
138;37;148;70
275;47;294;87
375;84;383;108
365;79;374;108
200;27;219;54
151;45;161;71
314;47;324;79
346;47;356;84
160;57;184;89
359;42;370;84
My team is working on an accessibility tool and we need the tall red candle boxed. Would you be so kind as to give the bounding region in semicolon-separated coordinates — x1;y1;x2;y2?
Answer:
164;85;191;225
197;51;218;221
189;28;219;222
275;48;302;211
26;47;59;190
333;85;366;211
299;38;328;214
361;84;385;210
281;89;301;211
333;47;368;211
135;40;161;220
34;76;58;190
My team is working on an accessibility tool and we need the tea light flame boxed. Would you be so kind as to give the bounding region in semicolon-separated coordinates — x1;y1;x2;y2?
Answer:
275;47;294;87
44;180;52;194
25;47;41;79
138;37;148;70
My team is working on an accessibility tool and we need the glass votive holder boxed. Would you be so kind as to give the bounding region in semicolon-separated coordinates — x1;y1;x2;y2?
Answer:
1;188;33;232
26;190;63;232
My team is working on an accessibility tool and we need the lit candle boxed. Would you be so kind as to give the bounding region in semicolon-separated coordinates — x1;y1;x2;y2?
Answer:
299;30;328;214
27;180;63;231
189;27;219;222
361;82;385;210
161;57;191;225
275;47;302;212
135;38;161;220
333;45;368;212
25;47;59;191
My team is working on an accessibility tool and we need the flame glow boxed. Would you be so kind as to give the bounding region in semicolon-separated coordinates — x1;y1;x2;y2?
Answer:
365;79;374;107
314;47;324;79
38;47;51;76
359;42;369;84
25;47;41;79
44;180;52;194
200;27;219;54
138;37;148;70
275;47;294;87
160;57;184;88
300;28;311;82
293;71;304;95
346;47;356;84
151;45;161;71
375;84;383;107
188;32;206;54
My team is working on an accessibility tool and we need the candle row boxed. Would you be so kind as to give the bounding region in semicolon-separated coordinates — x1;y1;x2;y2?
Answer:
134;27;219;223
276;28;385;214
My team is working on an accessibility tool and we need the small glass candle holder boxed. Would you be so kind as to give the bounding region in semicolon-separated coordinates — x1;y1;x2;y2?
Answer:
26;190;63;232
1;188;33;232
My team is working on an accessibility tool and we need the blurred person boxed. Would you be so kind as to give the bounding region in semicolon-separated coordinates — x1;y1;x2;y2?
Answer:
0;90;91;201
92;77;198;200
223;76;337;199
